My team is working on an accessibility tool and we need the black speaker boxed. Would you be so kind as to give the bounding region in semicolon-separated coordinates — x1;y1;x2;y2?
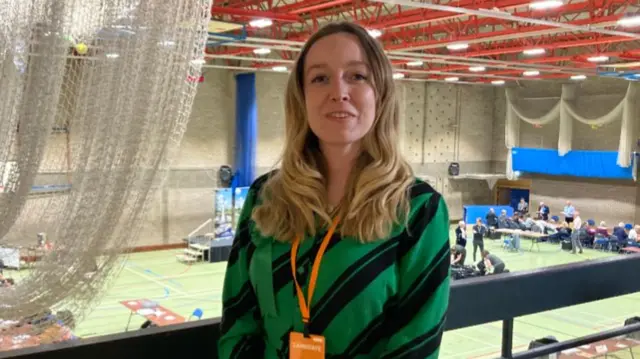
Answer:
448;162;460;176
218;165;233;187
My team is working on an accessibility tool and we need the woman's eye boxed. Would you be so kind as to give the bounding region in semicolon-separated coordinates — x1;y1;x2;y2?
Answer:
352;73;368;81
311;75;328;83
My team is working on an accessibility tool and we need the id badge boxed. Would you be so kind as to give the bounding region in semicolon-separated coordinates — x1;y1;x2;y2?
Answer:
289;331;325;359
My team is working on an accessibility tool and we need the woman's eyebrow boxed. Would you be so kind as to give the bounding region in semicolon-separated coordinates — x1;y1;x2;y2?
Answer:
306;61;370;73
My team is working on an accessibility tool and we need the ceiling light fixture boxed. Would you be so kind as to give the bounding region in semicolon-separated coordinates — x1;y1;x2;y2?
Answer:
446;43;469;51
523;48;546;56
523;70;540;76
444;76;459;82
393;73;405;79
253;48;271;55
272;66;288;72
406;60;423;67
368;29;382;38
587;55;609;62
570;74;587;80
529;0;564;10
249;19;273;28
469;66;486;72
617;16;640;27
491;80;506;85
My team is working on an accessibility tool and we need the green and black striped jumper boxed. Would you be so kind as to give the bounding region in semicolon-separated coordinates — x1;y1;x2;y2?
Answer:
218;173;451;359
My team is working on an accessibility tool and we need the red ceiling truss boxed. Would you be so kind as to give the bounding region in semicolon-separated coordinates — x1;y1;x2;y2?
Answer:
207;0;640;84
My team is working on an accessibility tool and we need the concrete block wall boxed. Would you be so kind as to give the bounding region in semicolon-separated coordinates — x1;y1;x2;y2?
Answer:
400;81;496;220
17;68;505;247
28;70;640;248
492;78;640;226
136;69;236;246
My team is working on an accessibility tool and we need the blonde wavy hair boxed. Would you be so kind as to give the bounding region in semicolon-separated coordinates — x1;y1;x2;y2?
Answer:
252;22;414;243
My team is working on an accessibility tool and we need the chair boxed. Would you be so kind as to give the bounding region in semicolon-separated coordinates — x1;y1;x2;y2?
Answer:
188;308;203;321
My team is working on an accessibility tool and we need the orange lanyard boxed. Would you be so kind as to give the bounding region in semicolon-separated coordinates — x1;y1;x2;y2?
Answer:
290;217;339;334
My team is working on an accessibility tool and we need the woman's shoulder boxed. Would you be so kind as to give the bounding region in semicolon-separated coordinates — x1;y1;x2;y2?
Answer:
248;170;279;193
401;177;448;233
407;177;441;208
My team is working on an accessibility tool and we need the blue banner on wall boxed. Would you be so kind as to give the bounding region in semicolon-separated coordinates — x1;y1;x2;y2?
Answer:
511;147;635;180
234;73;257;187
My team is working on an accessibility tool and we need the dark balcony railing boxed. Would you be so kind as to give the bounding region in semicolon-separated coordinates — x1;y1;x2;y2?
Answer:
1;254;640;359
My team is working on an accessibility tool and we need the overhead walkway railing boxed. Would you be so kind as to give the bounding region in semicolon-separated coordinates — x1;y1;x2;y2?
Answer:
2;255;640;359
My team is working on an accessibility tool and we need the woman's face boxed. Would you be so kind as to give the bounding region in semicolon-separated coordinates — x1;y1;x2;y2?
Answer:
302;32;376;147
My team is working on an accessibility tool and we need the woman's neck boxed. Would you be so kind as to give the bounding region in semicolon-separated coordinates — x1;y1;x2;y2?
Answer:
321;142;360;207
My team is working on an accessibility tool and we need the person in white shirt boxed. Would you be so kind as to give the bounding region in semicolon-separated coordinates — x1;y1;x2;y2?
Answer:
630;225;639;242
517;198;528;215
572;211;582;232
563;201;576;224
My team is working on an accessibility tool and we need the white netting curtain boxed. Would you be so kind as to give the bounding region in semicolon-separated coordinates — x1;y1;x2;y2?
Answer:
0;0;211;331
505;82;639;178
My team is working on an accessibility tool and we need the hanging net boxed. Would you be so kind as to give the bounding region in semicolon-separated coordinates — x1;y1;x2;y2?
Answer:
0;0;210;347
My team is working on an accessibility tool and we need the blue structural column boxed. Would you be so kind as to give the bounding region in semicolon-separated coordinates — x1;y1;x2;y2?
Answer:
234;73;257;187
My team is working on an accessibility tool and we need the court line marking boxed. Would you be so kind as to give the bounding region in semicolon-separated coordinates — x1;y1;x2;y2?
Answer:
124;266;187;295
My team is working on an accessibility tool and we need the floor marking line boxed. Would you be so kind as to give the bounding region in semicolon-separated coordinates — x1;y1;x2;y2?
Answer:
124;267;187;295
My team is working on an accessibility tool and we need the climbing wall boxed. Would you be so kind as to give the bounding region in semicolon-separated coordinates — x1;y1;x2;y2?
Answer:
424;83;457;164
402;81;427;165
458;85;494;162
423;83;495;220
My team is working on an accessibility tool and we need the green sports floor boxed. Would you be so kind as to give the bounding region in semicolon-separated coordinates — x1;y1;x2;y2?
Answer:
5;232;639;358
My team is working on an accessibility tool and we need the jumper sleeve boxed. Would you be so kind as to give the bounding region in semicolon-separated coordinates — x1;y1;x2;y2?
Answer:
217;184;264;359
381;193;451;359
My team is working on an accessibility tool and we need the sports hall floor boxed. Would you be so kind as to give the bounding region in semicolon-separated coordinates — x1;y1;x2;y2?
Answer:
5;229;639;358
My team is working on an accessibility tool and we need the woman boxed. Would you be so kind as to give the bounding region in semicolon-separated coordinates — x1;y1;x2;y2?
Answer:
218;22;450;359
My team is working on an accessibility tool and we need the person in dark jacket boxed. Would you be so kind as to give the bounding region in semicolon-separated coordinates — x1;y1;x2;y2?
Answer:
537;201;550;221
455;221;467;247
486;208;498;234
613;222;628;242
472;218;486;261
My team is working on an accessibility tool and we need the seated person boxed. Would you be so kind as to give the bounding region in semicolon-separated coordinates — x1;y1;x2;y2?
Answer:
522;214;535;231
596;221;609;237
585;220;597;247
593;221;610;248
455;221;467;247
486;208;498;229
517;198;528;215
498;209;509;228
613;222;628;242
480;250;506;274
535;219;557;235
451;245;467;266
629;225;640;247
546;221;571;243
509;215;526;230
